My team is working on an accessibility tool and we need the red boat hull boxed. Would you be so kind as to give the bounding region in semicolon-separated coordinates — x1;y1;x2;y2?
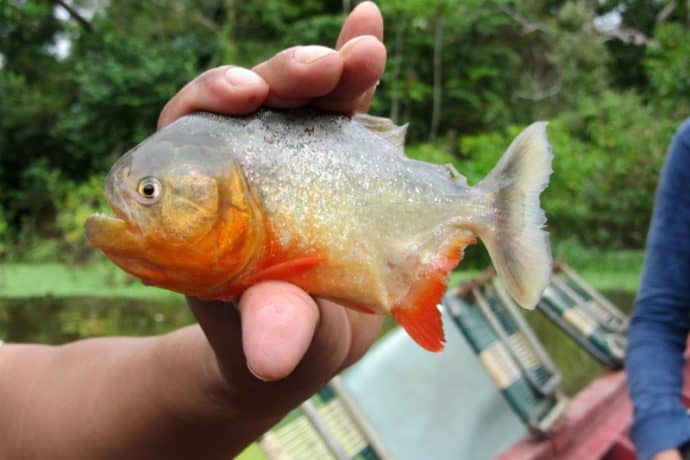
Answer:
497;371;635;460
500;345;690;459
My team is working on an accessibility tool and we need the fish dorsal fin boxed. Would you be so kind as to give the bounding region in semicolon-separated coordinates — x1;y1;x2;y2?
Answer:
352;113;408;150
444;163;468;186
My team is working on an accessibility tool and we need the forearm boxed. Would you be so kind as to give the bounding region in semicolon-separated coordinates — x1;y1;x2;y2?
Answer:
0;329;277;459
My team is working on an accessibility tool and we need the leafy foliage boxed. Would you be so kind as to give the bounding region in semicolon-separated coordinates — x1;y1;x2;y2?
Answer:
453;90;675;248
645;22;690;118
1;0;689;260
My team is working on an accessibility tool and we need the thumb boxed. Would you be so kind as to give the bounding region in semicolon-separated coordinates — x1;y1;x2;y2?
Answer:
187;282;327;384
237;282;320;381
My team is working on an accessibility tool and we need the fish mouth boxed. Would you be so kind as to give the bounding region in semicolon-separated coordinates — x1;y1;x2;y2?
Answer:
85;187;141;253
85;212;140;252
85;212;167;286
85;151;142;250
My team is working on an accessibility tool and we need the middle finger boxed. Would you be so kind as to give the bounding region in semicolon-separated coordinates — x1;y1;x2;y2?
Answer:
253;46;343;108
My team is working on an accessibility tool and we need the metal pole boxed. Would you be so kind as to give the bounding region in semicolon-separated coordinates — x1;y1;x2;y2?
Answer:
330;377;394;460
301;400;350;460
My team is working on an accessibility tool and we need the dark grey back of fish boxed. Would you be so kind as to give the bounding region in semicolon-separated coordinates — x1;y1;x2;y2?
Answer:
169;108;465;192
159;109;475;243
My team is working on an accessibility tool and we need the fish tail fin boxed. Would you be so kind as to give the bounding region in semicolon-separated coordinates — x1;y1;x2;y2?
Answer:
473;121;553;309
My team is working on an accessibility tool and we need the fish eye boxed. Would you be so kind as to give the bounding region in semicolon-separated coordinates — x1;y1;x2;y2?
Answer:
136;177;162;205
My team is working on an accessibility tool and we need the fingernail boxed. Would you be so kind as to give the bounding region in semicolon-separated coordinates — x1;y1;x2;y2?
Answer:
225;67;264;87
339;35;370;54
355;1;376;9
294;45;334;64
246;363;270;382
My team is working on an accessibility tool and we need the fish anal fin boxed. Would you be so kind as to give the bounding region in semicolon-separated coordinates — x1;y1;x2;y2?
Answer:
392;278;446;352
391;234;476;352
250;255;327;284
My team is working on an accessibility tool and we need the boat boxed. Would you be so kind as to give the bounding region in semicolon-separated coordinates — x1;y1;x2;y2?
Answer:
257;262;640;460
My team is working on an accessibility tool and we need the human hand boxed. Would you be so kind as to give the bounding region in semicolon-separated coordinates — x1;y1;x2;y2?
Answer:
158;1;385;128
0;5;387;460
159;0;386;440
652;449;683;460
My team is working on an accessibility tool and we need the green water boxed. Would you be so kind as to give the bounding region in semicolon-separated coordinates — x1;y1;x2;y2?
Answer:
0;291;635;395
524;290;634;395
0;296;193;344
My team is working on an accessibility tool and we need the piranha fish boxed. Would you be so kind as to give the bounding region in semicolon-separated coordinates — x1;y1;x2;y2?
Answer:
85;109;552;352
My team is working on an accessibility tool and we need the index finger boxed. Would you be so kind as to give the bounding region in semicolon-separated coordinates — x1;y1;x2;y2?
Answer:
237;282;321;381
157;66;269;129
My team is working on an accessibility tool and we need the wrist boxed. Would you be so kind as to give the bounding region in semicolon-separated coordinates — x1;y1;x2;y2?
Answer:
151;326;236;420
151;326;274;419
152;326;284;456
652;449;682;460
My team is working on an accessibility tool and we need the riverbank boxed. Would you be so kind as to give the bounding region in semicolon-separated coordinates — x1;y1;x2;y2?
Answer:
0;246;644;299
0;261;181;300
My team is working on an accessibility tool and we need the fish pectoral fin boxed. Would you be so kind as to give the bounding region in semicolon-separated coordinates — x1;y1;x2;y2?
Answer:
249;255;327;284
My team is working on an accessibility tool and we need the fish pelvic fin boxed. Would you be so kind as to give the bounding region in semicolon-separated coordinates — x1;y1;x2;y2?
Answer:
474;121;553;309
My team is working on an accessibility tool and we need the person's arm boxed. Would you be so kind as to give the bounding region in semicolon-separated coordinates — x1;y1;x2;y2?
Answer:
0;3;386;459
627;119;690;460
0;300;380;459
0;332;274;460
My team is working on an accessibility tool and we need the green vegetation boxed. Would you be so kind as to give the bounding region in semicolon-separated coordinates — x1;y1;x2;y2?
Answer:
235;444;267;460
0;296;191;343
1;3;659;399
2;0;689;262
0;2;674;400
5;3;678;451
524;307;608;395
